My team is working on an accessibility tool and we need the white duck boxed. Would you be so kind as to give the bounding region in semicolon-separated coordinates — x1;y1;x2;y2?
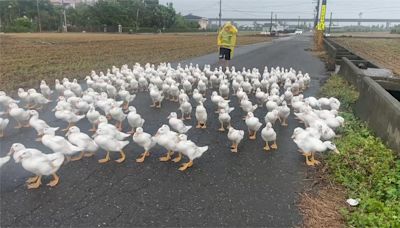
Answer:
93;128;129;164
149;85;164;108
86;104;100;132
127;106;145;133
219;81;230;99
245;112;262;140
266;98;278;112
153;124;179;162
227;126;244;153
284;88;293;104
55;109;85;131
42;127;83;160
218;108;231;131
255;88;268;104
192;89;206;105
264;109;279;125
75;98;90;114
211;91;224;112
293;136;339;166
9;143;64;189
40;80;53;99
240;96;258;117
0;91;19;113
66;126;99;161
175;134;208;171
278;101;290;126
109;103;127;130
167;112;192;134
118;86;136;109
97;116;130;140
291;127;321;141
195;101;207;129
179;97;192;120
0;154;11;168
28;89;51;109
18;88;32;108
28;110;53;140
324;116;345;130
261;122;277;151
197;80;207;95
8;103;30;128
132;127;156;163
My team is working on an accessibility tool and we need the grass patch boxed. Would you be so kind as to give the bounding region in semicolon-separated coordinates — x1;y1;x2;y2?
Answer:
319;75;400;227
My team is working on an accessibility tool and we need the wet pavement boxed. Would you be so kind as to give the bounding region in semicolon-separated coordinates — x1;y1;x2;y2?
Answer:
0;34;327;227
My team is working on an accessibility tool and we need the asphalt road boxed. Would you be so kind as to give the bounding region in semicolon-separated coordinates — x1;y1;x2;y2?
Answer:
0;34;327;227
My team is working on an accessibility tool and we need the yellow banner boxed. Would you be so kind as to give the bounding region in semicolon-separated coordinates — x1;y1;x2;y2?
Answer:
317;5;326;31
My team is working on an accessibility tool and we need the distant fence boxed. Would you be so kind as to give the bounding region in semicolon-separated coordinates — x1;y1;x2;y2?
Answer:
66;25;216;34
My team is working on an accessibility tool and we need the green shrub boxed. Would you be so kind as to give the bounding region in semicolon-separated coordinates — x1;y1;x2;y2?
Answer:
320;75;400;227
391;25;400;34
5;17;35;33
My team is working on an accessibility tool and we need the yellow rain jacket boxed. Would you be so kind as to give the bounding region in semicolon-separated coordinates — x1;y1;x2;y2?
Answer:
217;22;238;57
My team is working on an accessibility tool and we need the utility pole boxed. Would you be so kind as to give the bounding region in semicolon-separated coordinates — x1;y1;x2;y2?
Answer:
328;12;332;33
314;0;320;29
136;0;143;31
315;0;327;50
36;0;41;32
297;16;300;28
269;11;273;32
62;0;67;32
218;0;222;28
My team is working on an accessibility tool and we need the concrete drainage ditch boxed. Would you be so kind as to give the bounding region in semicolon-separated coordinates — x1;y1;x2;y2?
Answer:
324;38;400;154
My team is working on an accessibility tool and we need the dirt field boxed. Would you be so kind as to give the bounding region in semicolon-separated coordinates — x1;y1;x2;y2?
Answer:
333;37;400;76
331;32;400;38
0;33;269;92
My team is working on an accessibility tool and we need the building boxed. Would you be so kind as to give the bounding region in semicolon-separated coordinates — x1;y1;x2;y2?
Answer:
183;14;209;30
50;0;97;8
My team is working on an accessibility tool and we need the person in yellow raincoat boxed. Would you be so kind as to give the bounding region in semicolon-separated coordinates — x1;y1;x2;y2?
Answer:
217;22;238;67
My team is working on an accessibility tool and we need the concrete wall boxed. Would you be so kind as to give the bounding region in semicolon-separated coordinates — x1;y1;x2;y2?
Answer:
354;76;400;154
323;39;337;71
337;57;400;154
324;38;400;154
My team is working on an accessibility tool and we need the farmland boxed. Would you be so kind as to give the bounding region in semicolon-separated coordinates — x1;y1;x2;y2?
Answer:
0;33;269;92
332;37;400;76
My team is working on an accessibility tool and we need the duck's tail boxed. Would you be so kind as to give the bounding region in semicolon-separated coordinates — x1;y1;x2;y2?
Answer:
116;131;130;140
120;140;129;149
49;152;65;168
193;146;208;159
181;125;192;133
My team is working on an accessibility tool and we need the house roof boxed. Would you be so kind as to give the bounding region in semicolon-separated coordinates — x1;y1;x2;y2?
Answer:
183;14;204;20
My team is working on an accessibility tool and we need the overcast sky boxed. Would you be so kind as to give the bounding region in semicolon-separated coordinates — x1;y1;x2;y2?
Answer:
159;0;400;19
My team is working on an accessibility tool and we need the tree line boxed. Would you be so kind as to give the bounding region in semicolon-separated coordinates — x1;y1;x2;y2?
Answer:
0;0;200;33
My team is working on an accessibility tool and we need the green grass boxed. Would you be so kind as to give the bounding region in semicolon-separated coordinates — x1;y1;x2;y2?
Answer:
320;75;400;227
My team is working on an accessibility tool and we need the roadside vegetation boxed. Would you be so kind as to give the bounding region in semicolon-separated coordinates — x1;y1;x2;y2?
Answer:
391;25;400;34
318;75;400;227
0;0;199;33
